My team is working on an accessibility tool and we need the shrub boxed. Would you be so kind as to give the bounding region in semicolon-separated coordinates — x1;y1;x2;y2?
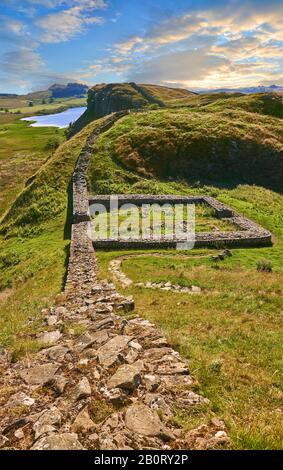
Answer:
256;259;273;272
44;137;61;152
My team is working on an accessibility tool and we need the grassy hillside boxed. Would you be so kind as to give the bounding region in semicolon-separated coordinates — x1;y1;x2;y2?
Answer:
85;105;283;449
0;117;108;356
1;87;282;448
88;108;283;192
0;116;65;218
204;92;283;118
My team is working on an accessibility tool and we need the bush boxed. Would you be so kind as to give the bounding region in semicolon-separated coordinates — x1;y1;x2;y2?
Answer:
44;137;61;152
256;259;273;273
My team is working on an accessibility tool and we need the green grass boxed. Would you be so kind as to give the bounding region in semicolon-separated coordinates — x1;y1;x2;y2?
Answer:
86;106;283;449
95;181;283;450
0;117;65;218
1;94;282;448
9;97;86;115
204;93;283;118
91;204;236;238
0;117;111;355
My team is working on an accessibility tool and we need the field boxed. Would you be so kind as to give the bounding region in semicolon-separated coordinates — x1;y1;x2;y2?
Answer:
0;97;86;118
0;116;65;218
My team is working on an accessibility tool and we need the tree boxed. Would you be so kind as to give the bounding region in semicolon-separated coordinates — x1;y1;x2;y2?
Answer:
28;101;34;107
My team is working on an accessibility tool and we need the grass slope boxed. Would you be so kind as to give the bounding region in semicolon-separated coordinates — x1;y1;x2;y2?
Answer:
86;107;283;449
0;117;65;218
0;117;108;356
95;183;283;450
88;108;283;192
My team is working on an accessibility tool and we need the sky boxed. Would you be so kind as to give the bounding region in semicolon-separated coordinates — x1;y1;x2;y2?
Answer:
0;0;283;93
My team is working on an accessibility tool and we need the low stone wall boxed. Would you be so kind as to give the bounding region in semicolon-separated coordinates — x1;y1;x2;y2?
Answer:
0;111;230;450
89;195;272;249
73;112;129;223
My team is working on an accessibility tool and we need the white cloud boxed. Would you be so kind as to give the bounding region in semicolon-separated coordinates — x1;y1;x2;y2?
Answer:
111;5;283;89
35;2;107;43
0;47;77;92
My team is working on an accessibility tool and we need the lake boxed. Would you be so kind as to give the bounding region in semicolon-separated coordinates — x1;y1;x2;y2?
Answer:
21;106;86;128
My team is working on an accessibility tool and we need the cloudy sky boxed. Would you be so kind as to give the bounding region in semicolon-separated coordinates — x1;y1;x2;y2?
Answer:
1;0;283;93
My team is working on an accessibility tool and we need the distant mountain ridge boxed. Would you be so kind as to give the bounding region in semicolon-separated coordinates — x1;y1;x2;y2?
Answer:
198;85;283;94
48;82;89;98
0;83;89;100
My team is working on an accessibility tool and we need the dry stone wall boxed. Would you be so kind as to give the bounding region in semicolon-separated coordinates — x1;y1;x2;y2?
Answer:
89;195;272;249
0;112;230;450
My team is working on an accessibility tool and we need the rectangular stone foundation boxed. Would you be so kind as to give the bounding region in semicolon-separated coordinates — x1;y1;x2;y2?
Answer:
88;195;272;250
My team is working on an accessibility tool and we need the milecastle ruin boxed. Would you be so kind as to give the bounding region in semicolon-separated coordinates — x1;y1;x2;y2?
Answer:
0;111;272;450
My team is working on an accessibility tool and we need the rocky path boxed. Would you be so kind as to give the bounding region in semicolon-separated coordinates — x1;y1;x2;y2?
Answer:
109;253;213;292
0;114;230;450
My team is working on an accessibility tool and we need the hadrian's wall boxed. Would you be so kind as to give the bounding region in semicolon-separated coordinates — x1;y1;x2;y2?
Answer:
0;111;230;450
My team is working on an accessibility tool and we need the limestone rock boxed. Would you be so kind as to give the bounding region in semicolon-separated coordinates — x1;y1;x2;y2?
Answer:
191;285;201;293
125;348;139;364
97;335;132;368
19;363;59;386
125;404;173;441
72;408;96;434
45;345;69;361
106;388;132;406
33;407;62;440
45;316;58;326
107;361;144;392
120;297;135;312
6;392;35;408
74;377;91;400
38;330;62;347
14;428;25;439
53;375;68;395
31;433;85;450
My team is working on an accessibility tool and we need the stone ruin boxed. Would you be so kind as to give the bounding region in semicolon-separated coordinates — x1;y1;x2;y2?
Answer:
1;109;271;450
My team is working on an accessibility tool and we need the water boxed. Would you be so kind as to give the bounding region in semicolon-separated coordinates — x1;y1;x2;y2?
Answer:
21;106;86;128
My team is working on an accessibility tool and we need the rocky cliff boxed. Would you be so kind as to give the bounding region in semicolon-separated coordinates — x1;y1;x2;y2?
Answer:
68;82;194;136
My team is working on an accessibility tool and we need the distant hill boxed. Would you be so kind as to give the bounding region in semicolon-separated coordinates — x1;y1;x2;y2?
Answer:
69;82;283;136
48;82;89;99
0;82;89;111
69;82;196;135
199;84;283;94
203;92;283;118
0;93;18;98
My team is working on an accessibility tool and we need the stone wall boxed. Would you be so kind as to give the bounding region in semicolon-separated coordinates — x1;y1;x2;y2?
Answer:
0;111;230;450
89;195;272;249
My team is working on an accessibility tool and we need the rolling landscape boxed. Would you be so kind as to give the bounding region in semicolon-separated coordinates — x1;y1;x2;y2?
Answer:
0;0;282;459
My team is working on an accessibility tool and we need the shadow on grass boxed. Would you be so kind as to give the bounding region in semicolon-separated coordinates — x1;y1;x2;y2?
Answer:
62;179;73;290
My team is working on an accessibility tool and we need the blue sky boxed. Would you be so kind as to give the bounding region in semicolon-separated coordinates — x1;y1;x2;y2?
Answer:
0;0;282;93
